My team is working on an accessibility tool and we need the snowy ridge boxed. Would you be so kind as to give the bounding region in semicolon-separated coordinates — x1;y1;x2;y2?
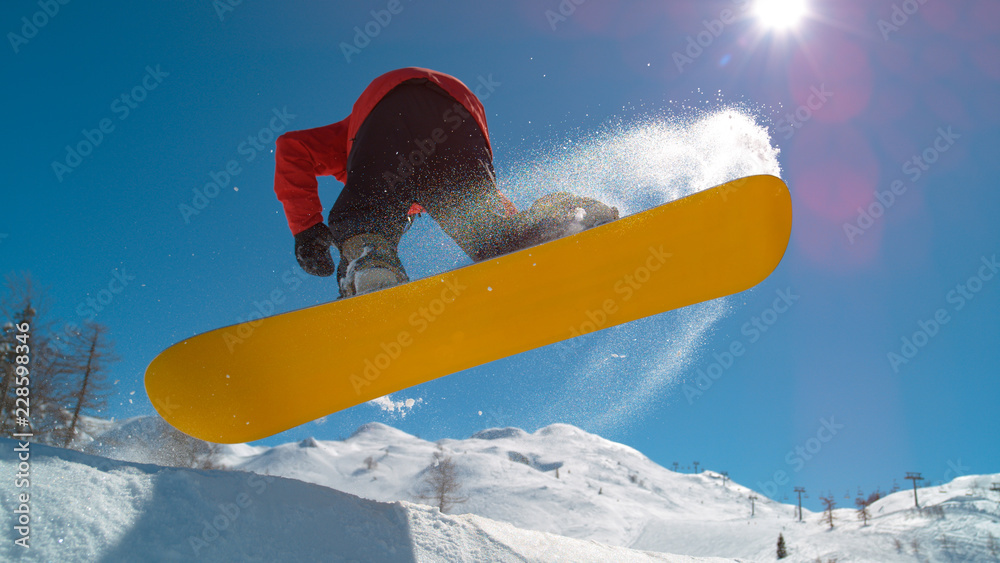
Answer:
215;421;1000;562
9;417;998;562
0;438;728;562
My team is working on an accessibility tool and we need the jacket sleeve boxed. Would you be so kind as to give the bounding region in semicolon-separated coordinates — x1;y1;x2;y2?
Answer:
274;119;350;235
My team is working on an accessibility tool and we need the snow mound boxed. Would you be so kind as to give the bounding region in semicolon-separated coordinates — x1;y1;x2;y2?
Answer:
535;422;589;437
34;416;1000;561
298;438;316;448
350;421;418;441
0;439;730;562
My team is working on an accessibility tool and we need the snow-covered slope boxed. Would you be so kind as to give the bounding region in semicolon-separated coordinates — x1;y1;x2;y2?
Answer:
0;438;732;562
27;416;1000;561
213;422;1000;563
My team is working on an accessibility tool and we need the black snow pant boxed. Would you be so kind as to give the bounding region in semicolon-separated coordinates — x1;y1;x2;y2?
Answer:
327;79;516;262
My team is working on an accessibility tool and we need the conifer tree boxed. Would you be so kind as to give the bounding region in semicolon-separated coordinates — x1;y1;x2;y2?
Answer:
776;533;788;559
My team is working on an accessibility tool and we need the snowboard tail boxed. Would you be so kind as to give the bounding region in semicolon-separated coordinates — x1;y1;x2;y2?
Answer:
146;175;792;443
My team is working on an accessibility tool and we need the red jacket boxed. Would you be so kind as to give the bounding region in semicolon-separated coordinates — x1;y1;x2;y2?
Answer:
274;67;512;235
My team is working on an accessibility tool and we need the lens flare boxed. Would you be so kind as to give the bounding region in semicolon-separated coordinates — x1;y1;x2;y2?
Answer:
755;0;808;31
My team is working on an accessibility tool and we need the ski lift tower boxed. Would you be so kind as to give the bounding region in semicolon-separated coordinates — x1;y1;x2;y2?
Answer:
794;487;806;522
905;472;923;508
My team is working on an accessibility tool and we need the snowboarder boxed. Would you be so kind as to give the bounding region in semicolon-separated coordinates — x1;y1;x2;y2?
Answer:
274;67;618;297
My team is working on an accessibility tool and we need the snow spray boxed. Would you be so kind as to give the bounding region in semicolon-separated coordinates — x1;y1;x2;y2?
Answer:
497;107;782;435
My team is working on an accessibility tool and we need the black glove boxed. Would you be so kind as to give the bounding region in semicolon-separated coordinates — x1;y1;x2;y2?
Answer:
294;223;337;277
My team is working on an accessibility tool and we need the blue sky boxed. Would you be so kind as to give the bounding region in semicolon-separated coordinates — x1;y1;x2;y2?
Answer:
3;0;998;509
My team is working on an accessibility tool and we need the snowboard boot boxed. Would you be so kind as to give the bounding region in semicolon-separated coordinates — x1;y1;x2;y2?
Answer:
337;233;409;298
511;192;620;249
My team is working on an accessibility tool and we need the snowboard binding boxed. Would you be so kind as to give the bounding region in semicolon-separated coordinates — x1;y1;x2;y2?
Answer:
337;233;409;298
513;192;620;249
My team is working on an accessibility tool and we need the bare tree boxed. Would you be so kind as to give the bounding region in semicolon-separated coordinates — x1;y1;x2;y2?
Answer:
60;322;117;447
0;273;42;329
0;274;43;432
856;501;871;525
819;495;837;529
855;490;880;526
0;273;73;437
420;446;467;513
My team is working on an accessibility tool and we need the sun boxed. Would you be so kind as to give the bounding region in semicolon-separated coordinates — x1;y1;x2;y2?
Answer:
754;0;809;31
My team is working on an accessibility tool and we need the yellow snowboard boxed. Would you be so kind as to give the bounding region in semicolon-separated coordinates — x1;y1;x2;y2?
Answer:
146;174;792;443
